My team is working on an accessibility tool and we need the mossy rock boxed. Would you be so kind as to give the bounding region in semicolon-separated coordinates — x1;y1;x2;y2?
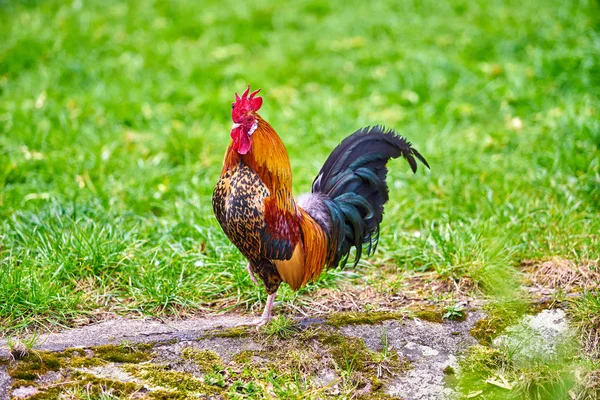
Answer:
410;305;444;323
125;364;223;396
232;350;254;364
181;347;222;372
327;311;404;327
92;343;153;363
202;326;251;339
469;317;507;345
16;372;144;400
318;331;374;373
7;351;63;381
443;365;455;375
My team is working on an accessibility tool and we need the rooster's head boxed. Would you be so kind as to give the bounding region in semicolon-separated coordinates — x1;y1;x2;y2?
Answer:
230;85;262;155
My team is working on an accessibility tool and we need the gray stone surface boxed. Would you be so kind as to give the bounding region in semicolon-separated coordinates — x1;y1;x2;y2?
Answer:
0;315;248;358
8;386;38;399
342;312;483;400
0;366;11;400
1;309;575;400
2;313;481;399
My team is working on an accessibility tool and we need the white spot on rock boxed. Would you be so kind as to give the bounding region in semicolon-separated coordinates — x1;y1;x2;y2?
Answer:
493;309;574;361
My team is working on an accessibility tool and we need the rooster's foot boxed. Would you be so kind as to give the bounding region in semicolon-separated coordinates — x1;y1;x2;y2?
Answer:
237;292;276;328
235;315;272;328
249;316;273;327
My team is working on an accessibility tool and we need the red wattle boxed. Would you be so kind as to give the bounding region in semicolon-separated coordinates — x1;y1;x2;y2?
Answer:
231;126;252;155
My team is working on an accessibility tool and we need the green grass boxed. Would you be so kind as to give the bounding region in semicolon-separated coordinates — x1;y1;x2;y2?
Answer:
457;342;583;400
1;0;599;336
569;292;600;358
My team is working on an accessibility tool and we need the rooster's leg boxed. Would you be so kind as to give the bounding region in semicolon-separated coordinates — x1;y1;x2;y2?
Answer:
259;293;276;323
247;262;258;285
241;293;276;327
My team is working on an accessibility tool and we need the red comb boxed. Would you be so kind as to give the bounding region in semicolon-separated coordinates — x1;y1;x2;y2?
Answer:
233;85;263;114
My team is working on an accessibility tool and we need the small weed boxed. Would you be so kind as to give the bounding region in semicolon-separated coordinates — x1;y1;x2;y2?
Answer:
443;303;466;321
262;315;298;340
6;333;40;361
372;328;410;378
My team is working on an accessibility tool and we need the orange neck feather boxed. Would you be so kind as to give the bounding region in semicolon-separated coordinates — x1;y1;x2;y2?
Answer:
222;115;295;209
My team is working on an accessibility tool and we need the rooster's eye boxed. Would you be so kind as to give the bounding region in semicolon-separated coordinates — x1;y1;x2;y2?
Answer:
231;103;235;109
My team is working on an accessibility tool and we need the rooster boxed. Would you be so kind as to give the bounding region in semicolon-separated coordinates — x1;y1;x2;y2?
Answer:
213;86;429;325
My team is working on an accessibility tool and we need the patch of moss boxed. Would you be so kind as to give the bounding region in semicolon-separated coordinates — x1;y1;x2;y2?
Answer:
10;379;36;390
6;345;131;381
147;390;191;399
53;348;87;359
11;370;39;380
410;305;444;323
67;355;106;368
125;364;223;395
318;331;374;373
203;326;251;339
181;347;222;372
470;318;503;345
7;351;63;381
469;308;522;345
232;350;254;364
25;387;61;400
443;365;455;375
72;371;143;394
92;343;153;363
470;299;529;344
20;371;143;400
326;311;404;327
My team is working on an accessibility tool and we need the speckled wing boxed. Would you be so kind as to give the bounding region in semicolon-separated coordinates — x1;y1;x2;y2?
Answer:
212;164;296;264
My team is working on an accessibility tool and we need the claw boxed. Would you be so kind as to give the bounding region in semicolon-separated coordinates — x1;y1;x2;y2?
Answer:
246;316;272;328
247;262;258;285
234;317;270;328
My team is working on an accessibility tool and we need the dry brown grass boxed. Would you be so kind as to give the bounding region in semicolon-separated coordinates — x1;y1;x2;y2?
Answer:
522;258;600;295
287;269;478;317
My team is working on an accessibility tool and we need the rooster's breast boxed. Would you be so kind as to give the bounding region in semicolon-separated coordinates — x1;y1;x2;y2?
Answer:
212;164;269;263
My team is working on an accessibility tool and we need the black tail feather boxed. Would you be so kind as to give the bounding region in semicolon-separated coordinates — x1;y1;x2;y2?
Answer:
312;126;429;268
